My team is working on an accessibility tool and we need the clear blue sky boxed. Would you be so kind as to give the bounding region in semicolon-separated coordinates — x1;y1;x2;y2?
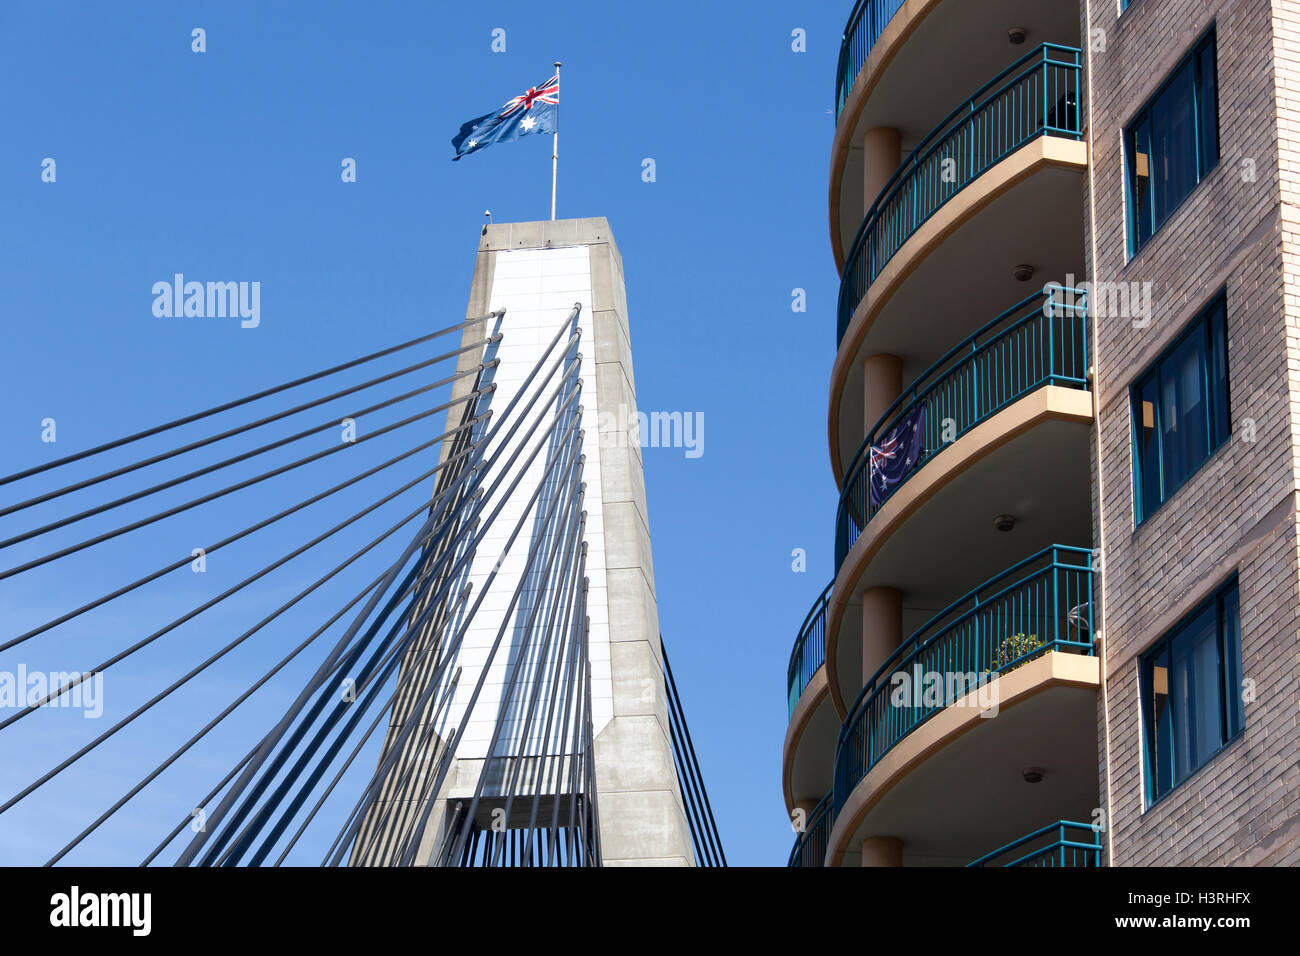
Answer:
0;0;842;866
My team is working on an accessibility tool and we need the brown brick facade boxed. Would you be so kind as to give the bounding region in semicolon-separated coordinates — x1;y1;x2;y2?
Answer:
1083;0;1300;865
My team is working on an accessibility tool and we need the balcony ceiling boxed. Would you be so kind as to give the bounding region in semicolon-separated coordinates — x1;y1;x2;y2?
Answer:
787;688;838;807
836;677;1100;866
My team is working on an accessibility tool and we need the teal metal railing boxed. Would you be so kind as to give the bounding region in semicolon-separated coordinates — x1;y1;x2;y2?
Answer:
832;546;1095;815
835;287;1088;572
967;821;1103;867
787;792;834;867
836;44;1082;346
835;0;908;122
787;582;833;719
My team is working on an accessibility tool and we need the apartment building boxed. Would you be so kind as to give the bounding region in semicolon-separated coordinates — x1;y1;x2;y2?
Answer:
784;0;1300;867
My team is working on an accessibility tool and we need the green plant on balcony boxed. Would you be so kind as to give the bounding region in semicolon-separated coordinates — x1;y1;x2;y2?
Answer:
987;632;1044;675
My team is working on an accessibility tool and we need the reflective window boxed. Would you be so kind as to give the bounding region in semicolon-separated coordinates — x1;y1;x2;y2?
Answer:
1125;30;1220;255
1130;293;1229;523
1142;579;1244;805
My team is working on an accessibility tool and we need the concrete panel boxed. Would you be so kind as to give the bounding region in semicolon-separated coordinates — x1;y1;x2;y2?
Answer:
593;790;693;864
592;714;677;790
606;567;660;639
603;500;656;582
609;643;672;734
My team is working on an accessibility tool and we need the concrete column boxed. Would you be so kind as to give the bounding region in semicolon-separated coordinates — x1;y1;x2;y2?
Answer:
862;126;901;213
794;797;819;819
791;797;818;837
862;586;902;685
861;835;904;867
349;219;693;868
863;353;902;434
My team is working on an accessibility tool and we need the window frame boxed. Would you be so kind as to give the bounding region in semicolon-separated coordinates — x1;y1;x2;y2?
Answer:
1124;27;1220;258
1129;290;1230;525
1139;576;1245;809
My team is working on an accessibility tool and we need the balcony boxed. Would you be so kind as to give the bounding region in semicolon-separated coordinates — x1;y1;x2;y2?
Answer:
837;44;1082;349
833;545;1095;821
835;288;1088;573
835;0;908;123
784;583;839;814
967;821;1103;867
787;792;833;868
788;583;832;718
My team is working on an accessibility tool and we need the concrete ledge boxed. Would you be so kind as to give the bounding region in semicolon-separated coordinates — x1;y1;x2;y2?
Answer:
824;651;1100;866
480;218;622;264
604;856;693;867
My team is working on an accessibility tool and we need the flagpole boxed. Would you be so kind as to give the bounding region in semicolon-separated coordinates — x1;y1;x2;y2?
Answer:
551;61;561;221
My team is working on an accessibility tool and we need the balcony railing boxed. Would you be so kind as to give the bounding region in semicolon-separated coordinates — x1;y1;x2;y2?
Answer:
788;582;832;719
967;821;1103;867
837;43;1083;346
832;546;1095;816
835;0;907;122
787;792;833;867
834;287;1088;572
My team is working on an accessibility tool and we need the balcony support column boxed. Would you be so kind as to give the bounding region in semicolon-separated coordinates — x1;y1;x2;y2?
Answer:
861;835;903;867
862;586;902;684
862;126;901;213
863;353;902;435
793;797;819;831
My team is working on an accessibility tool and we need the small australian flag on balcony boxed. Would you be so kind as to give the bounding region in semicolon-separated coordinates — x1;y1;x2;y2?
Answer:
452;72;559;160
869;401;928;510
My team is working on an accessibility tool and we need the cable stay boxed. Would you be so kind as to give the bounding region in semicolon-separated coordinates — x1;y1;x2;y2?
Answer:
0;302;718;869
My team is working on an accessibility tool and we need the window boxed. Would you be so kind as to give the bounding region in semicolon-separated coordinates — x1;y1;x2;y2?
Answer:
1130;292;1229;523
1141;578;1244;805
1125;30;1220;255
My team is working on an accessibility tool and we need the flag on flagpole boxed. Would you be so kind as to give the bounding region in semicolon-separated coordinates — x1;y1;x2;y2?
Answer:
452;73;559;160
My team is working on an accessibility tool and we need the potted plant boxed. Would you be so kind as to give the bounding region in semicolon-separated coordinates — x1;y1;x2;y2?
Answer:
982;632;1045;678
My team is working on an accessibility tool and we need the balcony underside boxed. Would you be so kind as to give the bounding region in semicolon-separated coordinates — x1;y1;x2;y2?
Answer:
783;669;837;813
826;652;1100;866
827;389;1093;715
831;141;1087;484
831;0;1081;270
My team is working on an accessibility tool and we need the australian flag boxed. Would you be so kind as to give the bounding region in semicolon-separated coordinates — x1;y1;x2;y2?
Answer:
869;401;928;510
452;72;559;160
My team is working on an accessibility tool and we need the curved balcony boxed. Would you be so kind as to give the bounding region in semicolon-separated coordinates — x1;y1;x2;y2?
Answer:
787;792;833;868
836;43;1082;348
832;546;1095;819
835;0;908;123
784;583;838;814
788;582;832;719
835;287;1087;573
967;821;1102;867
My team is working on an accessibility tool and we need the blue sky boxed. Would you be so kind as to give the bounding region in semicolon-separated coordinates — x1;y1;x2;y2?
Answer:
0;0;842;866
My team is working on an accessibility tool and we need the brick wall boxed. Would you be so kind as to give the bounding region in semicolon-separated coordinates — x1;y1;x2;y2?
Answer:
1083;0;1300;865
